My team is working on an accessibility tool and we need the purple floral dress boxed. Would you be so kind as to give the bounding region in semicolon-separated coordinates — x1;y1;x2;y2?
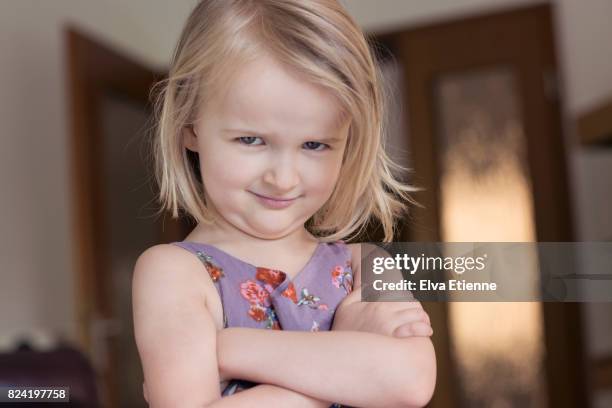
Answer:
172;240;354;408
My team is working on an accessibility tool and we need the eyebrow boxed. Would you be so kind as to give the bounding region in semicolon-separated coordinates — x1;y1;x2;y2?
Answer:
221;128;345;143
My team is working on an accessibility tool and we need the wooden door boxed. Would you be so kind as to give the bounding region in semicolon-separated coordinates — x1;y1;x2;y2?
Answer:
66;28;187;407
374;4;589;407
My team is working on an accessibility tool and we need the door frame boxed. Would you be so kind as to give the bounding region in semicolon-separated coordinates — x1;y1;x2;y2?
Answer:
65;27;163;407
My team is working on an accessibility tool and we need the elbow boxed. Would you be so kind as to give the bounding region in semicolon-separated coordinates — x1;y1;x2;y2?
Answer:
403;369;436;408
393;338;437;408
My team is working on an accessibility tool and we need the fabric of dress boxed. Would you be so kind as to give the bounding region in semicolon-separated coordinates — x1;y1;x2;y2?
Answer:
172;240;354;408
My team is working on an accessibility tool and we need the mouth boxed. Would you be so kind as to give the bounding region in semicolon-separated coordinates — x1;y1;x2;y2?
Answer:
251;192;299;201
249;191;300;209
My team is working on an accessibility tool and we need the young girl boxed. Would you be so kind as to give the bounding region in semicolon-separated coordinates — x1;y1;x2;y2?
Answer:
133;1;436;407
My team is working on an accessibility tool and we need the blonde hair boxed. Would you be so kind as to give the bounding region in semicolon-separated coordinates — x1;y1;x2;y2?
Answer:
152;0;417;242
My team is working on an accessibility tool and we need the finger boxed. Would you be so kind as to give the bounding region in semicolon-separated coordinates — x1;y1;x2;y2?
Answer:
416;309;431;326
392;321;433;338
418;308;431;325
390;300;424;313
410;321;433;337
375;301;422;314
422;310;431;325
392;323;414;338
395;308;430;326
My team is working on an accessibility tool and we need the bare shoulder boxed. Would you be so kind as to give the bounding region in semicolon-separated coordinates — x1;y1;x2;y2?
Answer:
133;243;219;299
133;243;205;285
134;243;202;274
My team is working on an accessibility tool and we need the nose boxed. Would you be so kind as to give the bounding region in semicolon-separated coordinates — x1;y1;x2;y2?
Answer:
262;153;300;193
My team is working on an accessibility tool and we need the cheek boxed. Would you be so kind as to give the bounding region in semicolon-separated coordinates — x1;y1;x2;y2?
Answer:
198;147;255;196
201;159;251;193
303;155;344;196
199;144;241;193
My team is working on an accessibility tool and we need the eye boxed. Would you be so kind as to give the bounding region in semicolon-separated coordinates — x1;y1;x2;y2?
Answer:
303;141;330;151
237;136;264;146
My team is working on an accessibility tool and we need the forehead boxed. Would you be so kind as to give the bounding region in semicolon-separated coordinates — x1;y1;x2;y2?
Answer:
209;54;346;136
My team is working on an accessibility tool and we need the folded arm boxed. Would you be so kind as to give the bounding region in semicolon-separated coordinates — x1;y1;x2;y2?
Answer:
216;243;436;408
134;244;329;407
217;325;435;408
135;244;435;407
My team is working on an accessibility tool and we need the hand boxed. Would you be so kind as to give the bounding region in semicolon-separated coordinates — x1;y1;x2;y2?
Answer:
332;286;433;338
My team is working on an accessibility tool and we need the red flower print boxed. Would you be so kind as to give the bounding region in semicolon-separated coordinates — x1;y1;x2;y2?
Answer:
331;264;353;294
240;280;269;306
248;305;267;322
207;265;224;282
331;265;344;288
281;282;298;303
256;267;286;289
195;251;225;282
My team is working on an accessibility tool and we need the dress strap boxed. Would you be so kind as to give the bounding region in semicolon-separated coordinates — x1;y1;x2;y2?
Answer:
171;242;229;328
172;242;226;282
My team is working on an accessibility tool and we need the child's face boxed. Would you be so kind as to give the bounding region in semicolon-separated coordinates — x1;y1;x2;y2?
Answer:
186;54;349;240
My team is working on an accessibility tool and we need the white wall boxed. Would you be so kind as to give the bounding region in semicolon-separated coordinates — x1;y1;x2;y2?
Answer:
345;0;540;32
1;0;610;357
0;0;198;349
554;0;612;243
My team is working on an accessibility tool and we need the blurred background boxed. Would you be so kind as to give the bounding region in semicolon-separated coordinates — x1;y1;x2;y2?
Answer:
0;1;610;407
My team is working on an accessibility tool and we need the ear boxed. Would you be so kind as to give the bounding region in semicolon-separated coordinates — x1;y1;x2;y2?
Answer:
183;125;199;152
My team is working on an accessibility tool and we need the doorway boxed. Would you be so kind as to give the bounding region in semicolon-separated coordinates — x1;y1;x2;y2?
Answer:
66;28;185;407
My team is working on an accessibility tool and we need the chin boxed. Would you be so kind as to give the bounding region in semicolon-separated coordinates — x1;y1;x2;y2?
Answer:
252;226;293;239
245;221;300;240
